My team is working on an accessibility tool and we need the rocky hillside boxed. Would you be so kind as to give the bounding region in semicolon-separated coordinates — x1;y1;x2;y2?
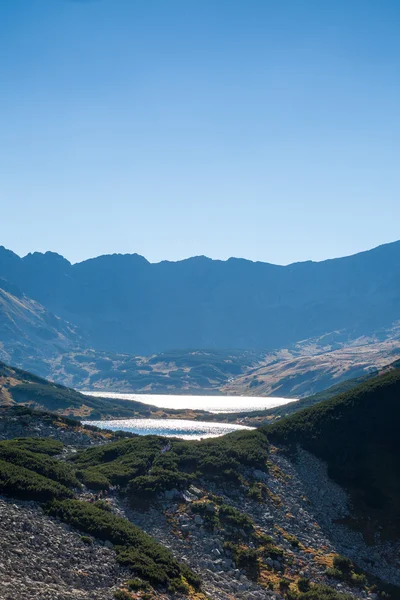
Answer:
34;348;266;394
0;497;128;600
1;241;400;356
0;397;398;600
5;334;400;403
266;368;400;539
0;360;219;422
221;337;400;398
0;277;85;373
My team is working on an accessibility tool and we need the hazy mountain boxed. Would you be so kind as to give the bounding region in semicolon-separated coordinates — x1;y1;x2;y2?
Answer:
0;240;399;356
0;277;84;375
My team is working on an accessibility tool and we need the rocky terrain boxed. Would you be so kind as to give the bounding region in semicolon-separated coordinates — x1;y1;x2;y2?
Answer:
0;406;122;447
0;497;128;600
1;437;396;600
0;367;399;600
222;337;400;398
107;446;399;600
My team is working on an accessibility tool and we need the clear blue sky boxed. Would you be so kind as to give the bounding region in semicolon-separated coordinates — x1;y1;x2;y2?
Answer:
1;0;399;265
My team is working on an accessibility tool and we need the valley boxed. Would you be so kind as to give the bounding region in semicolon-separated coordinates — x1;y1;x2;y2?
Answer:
0;364;398;600
2;242;400;405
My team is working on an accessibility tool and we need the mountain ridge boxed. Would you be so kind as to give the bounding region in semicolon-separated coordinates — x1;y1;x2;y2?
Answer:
1;240;400;356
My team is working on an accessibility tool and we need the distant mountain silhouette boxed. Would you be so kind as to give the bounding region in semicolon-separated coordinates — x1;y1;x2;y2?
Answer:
0;241;399;355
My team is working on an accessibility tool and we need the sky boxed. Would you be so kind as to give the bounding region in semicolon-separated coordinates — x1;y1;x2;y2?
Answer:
1;0;400;265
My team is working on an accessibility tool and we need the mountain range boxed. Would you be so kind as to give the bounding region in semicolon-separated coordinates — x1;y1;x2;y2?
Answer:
1;241;400;394
1;241;400;354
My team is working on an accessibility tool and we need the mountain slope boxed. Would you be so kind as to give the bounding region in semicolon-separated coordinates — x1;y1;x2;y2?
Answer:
0;360;155;419
0;390;398;597
0;360;219;421
222;336;400;398
1;240;400;355
266;369;400;537
0;278;84;376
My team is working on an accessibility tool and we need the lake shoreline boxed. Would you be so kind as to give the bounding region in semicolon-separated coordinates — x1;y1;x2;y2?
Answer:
83;390;297;413
83;417;255;440
80;391;297;427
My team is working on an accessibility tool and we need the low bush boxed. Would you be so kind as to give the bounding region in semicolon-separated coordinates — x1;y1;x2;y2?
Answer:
248;483;263;502
46;499;200;590
326;556;367;589
350;573;367;587
287;584;353;600
127;578;149;591
168;577;190;594
1;437;63;456
114;591;132;600
332;555;352;572
128;468;190;503
279;578;291;592
72;428;269;503
0;443;79;488
80;535;93;545
219;504;254;533
0;459;73;502
76;468;110;490
93;499;112;512
229;545;259;580
298;577;310;592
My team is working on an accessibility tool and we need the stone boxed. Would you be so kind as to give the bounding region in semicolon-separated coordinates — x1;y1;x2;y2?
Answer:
194;514;204;526
253;469;268;481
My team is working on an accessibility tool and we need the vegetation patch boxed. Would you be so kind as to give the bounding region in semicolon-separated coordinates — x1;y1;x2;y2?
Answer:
72;429;269;504
46;499;200;590
325;555;367;588
0;440;79;487
0;458;73;502
0;436;64;455
266;370;400;537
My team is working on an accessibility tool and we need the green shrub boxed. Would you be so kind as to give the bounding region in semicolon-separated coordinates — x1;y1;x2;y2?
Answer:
279;578;290;592
290;584;353;600
234;547;259;580
260;541;283;560
333;555;352;573
72;428;270;503
114;591;132;600
0;437;64;456
80;535;93;545
298;577;310;592
168;578;190;594
0;459;73;502
76;468;110;490
128;469;190;503
248;483;263;502
0;444;79;488
93;499;112;512
326;567;344;580
350;573;366;587
46;499;200;590
127;578;149;591
219;504;254;533
191;501;217;528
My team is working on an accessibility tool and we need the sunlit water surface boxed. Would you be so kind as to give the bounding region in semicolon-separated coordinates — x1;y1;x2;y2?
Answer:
83;391;297;414
83;418;254;440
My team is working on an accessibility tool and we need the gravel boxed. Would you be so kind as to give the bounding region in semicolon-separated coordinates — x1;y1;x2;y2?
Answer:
0;497;127;600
